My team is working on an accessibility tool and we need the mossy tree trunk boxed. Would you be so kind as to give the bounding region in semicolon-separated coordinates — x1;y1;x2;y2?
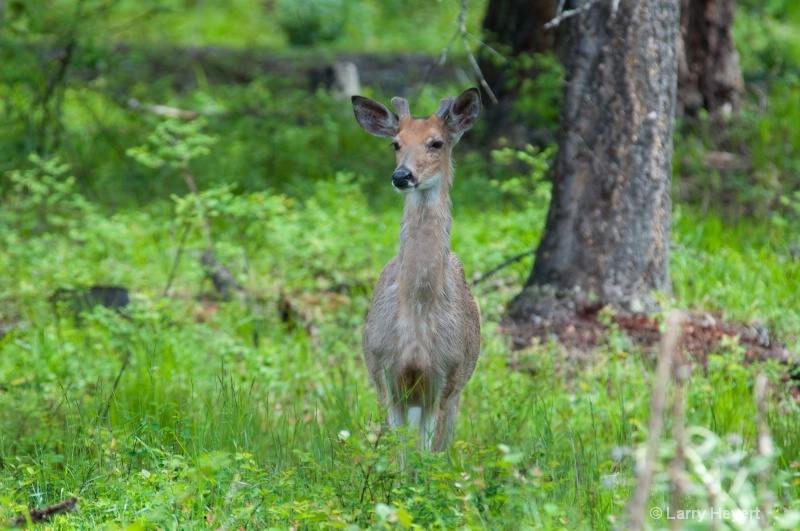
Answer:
507;0;680;321
677;0;743;117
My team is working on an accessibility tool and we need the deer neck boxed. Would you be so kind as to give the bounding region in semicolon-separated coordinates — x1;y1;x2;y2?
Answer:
397;174;452;308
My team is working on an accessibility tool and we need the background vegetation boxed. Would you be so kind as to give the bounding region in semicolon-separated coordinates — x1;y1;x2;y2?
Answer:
1;0;799;528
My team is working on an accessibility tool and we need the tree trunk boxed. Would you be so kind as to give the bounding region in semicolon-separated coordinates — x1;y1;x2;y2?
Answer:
507;0;679;321
477;0;559;143
478;0;740;136
677;0;742;117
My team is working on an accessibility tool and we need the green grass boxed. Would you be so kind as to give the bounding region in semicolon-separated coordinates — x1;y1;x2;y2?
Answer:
1;167;799;528
2;1;800;527
672;207;800;342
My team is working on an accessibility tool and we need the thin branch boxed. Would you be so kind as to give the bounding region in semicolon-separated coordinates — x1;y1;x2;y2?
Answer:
555;0;567;19
755;373;774;529
163;222;191;296
97;349;132;420
627;310;684;531
669;345;690;530
466;33;504;61
462;33;499;104
461;0;499;104
436;0;502;105
128;98;199;120
544;0;602;29
471;250;536;286
438;28;460;66
174;156;214;251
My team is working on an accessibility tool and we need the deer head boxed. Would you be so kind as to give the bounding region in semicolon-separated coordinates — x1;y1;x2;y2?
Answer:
351;88;481;194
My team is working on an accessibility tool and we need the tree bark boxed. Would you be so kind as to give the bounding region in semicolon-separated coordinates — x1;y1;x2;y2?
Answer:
507;0;679;321
478;0;741;135
677;0;742;117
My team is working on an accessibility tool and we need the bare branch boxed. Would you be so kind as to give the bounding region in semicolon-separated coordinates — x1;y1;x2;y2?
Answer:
437;0;502;105
128;98;199;120
544;0;602;29
669;343;691;530
554;0;567;21
462;33;499;104
98;349;132;420
438;29;460;66
163;222;191;296
627;310;684;531
755;373;775;528
466;33;504;61
471;250;536;286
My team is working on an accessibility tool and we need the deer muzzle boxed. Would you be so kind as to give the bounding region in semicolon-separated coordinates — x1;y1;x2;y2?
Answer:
392;166;414;190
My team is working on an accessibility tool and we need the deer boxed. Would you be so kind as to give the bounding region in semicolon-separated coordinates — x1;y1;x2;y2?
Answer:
351;88;482;453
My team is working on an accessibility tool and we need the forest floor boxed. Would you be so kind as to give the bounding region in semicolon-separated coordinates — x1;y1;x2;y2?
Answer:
503;305;798;388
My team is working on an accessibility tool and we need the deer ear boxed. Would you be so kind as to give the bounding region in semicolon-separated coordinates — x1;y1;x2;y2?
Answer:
446;88;481;135
352;96;399;138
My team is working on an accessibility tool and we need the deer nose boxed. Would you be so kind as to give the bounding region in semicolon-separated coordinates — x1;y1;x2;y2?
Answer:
392;167;414;189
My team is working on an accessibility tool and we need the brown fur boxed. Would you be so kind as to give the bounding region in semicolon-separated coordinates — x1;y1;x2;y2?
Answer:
352;88;482;452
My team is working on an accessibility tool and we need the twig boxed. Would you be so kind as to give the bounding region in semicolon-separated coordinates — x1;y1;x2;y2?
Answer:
436;0;501;105
459;0;499;104
755;373;774;528
201;250;244;301
555;0;567;20
669;343;690;530
466;33;505;62
128;98;199;120
170;148;233;301
10;498;78;527
438;27;460;66
97;349;132;420
544;0;602;29
163;222;191;297
627;310;684;530
471;250;536;286
177;166;215;251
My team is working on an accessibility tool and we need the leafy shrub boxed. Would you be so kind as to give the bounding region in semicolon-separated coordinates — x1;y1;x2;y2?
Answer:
510;52;565;135
735;0;800;76
275;0;347;46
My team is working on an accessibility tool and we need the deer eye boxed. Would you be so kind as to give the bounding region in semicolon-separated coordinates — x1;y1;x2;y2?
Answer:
391;141;400;151
430;140;444;149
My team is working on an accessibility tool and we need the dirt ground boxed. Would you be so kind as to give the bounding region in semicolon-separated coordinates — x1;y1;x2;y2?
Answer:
501;303;797;377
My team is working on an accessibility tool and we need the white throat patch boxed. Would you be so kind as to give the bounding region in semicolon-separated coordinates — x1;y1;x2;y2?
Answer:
410;173;443;205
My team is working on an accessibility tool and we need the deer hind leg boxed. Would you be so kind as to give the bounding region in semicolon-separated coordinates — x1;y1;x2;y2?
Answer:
372;370;415;472
418;397;442;452
433;392;462;452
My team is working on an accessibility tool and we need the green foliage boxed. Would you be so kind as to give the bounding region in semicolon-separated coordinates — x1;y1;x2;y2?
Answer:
673;0;800;226
490;144;555;210
127;118;218;171
1;137;799;527
276;0;348;47
671;207;799;321
735;0;800;76
510;53;565;133
674;76;800;224
644;424;800;529
0;0;799;528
